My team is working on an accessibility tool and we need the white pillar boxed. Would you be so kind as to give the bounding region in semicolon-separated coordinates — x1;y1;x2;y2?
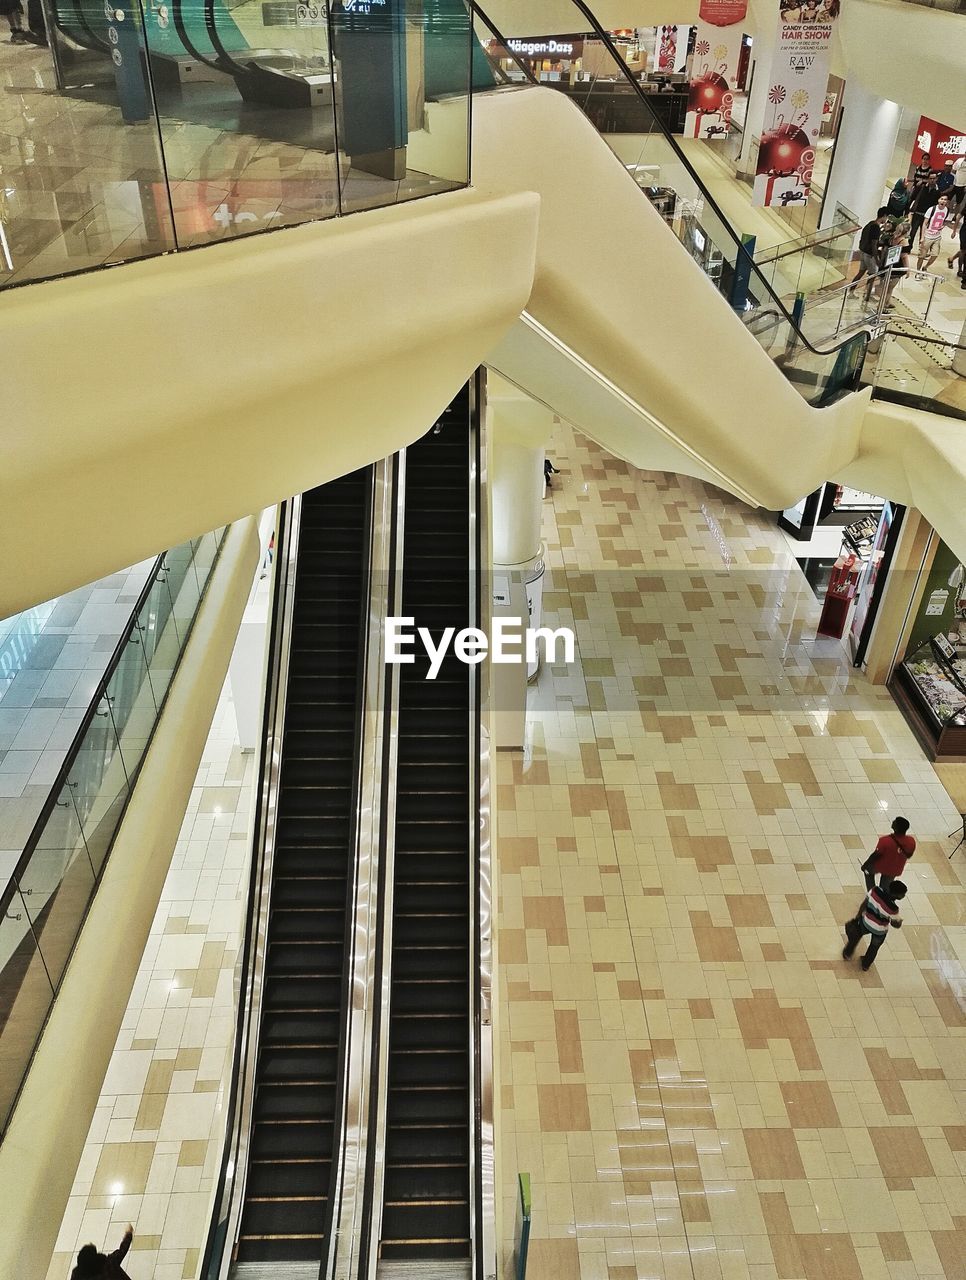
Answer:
739;31;777;173
487;375;554;749
488;375;552;567
819;81;902;230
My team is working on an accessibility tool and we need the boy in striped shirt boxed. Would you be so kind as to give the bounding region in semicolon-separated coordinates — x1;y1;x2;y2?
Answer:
843;881;907;970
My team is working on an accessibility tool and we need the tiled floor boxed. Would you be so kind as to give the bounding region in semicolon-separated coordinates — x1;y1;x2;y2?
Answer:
0;559;154;888
45;681;256;1280
496;424;966;1280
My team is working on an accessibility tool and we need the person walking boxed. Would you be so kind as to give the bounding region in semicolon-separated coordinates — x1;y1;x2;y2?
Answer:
948;215;966;288
544;457;559;490
952;155;966;219
71;1225;135;1280
909;175;938;247
843;881;907;970
917;194;951;272
854;208;889;289
912;153;933;187
859;815;915;891
0;0;28;41
886;178;912;218
936;159;956;196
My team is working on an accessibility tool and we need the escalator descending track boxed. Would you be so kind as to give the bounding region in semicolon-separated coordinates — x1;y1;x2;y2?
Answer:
378;394;475;1265
236;468;372;1265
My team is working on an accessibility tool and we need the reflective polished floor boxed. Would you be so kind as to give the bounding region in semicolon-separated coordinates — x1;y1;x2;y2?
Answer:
0;33;460;289
497;425;966;1280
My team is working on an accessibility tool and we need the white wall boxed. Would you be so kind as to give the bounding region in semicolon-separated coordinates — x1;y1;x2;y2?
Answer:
819;81;903;228
1;189;539;618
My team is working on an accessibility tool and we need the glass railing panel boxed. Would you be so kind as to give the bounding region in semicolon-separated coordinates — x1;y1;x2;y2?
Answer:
71;697;132;876
165;542;204;641
3;0;174;290
104;630;158;778
0;888;55;1131
0;528;227;1137
866;329;966;417
330;0;472;216
16;781;96;990
139;0;341;249
139;574;180;708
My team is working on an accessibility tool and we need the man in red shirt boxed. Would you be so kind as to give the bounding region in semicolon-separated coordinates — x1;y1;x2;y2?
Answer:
862;817;915;891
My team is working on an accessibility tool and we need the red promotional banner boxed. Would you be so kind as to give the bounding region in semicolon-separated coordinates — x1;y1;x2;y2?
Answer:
685;23;742;140
699;0;747;25
911;116;966;166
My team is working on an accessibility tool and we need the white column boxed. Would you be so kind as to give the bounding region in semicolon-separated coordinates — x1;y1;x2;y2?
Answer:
487;374;554;749
818;81;902;230
739;29;777;173
489;375;552;567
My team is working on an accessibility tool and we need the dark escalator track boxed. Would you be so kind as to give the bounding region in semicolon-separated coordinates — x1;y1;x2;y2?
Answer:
237;469;372;1265
380;395;474;1265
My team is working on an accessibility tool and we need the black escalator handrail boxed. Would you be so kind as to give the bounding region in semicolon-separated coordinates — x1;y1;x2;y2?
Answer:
62;0;111;52
471;0;868;368
471;3;540;84
169;0;224;71
201;0;249;77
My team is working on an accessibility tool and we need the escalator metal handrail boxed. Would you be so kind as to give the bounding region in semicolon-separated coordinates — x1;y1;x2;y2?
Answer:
469;367;496;1280
199;498;301;1280
360;448;407;1280
325;459;395;1280
471;0;872;369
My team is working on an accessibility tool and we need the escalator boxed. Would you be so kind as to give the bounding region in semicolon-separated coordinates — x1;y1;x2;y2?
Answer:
235;468;372;1265
378;393;475;1266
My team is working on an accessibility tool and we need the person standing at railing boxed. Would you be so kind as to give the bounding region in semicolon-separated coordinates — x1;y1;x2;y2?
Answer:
917;194;951;273
854;208;889;294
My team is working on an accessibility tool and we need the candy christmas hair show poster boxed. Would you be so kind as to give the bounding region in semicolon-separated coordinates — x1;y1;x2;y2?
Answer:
753;0;841;209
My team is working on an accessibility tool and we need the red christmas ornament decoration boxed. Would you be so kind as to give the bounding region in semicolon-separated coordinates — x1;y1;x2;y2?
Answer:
687;64;729;117
758;118;810;176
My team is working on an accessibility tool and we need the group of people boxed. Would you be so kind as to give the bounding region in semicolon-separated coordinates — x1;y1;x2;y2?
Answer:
854;154;966;306
843;816;916;969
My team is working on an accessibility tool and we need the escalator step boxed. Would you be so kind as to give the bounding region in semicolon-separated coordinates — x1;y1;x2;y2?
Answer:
246;1158;330;1198
255;1081;337;1120
388;1049;468;1087
386;1087;468;1124
250;1118;333;1160
258;1045;337;1081
261;1010;342;1045
380;1201;470;1248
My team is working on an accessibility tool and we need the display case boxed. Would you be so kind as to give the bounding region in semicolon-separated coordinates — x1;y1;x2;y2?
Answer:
891;635;966;759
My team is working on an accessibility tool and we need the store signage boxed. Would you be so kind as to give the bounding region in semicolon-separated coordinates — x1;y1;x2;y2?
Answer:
926;588;950;617
911;116;966;165
686;22;742;139
935;634;957;661
699;0;747;24
506;37;582;59
753;1;842;207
